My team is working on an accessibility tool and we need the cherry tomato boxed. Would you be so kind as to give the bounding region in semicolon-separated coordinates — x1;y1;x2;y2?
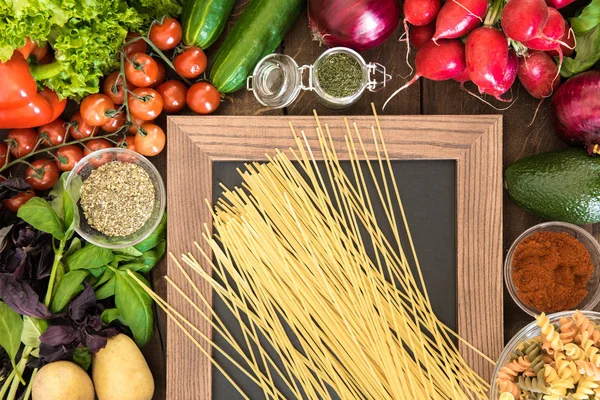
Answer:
80;94;115;127
123;32;147;56
128;115;153;135
118;135;137;151
3;190;35;212
0;142;9;166
174;47;207;79
151;61;166;88
56;144;83;172
157;80;187;113
83;138;113;167
68;112;97;140
26;159;59;190
125;53;159;87
38;118;68;147
135;123;165;156
149;18;182;51
8;128;38;157
128;88;163;121
103;72;134;105
101;112;127;133
187;82;221;115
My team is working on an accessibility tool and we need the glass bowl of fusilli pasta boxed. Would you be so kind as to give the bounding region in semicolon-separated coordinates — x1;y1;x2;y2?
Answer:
491;310;600;400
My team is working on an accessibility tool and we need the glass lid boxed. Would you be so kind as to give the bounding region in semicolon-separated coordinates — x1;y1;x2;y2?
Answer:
247;54;303;108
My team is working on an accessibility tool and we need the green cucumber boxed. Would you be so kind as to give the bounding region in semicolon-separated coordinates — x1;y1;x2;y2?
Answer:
209;0;305;93
182;0;236;49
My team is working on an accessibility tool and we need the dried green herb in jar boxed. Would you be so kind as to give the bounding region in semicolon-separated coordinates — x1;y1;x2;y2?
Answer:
316;53;362;98
80;161;154;237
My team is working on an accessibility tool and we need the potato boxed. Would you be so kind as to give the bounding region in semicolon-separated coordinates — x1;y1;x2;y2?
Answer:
32;360;94;400
92;334;154;400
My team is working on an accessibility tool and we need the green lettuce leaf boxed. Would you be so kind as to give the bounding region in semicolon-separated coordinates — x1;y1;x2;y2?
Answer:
561;0;600;78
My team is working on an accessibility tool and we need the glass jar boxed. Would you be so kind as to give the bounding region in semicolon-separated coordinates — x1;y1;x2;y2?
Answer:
247;47;391;110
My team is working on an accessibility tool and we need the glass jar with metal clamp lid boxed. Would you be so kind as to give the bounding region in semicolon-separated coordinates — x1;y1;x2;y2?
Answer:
247;47;391;110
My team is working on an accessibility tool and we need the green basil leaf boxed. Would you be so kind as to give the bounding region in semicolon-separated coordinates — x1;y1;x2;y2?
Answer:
118;263;148;272
54;261;66;291
114;246;143;257
49;174;66;221
66;244;114;271
115;270;153;346
17;197;64;240
109;254;139;268
64;238;82;258
138;240;166;273
66;175;82;229
21;316;48;348
88;267;106;278
50;270;89;313
92;268;114;290
570;0;600;35
0;301;24;369
101;308;121;324
72;347;91;371
94;276;116;300
134;214;166;252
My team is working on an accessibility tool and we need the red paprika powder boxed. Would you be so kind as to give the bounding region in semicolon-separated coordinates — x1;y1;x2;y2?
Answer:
512;231;594;313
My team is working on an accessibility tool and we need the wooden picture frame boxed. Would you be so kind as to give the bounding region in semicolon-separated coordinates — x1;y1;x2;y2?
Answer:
165;114;503;399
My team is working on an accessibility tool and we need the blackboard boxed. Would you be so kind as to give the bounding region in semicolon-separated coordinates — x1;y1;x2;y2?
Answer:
211;159;457;399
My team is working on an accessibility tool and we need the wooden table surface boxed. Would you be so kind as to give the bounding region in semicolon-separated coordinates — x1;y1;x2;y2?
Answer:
1;7;594;400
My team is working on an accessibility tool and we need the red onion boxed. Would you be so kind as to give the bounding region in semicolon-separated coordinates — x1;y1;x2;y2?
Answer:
551;71;600;155
308;0;401;51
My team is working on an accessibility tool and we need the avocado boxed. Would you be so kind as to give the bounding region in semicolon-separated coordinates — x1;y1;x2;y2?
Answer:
505;148;600;224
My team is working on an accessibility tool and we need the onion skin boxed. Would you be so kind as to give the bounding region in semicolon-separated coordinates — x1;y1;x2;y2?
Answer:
308;0;401;51
551;71;600;155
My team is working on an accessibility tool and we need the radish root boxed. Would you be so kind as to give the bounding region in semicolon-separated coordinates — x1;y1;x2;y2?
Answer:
461;83;517;110
402;19;415;75
383;74;420;110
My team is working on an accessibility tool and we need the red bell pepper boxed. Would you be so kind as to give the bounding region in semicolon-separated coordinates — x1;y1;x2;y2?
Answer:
0;52;38;111
0;88;66;129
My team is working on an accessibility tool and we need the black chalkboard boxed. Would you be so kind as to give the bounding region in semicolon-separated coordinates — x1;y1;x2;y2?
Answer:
211;160;456;399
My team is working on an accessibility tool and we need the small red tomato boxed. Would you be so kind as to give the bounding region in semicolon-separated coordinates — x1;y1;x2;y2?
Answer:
56;145;83;172
26;159;59;190
38;118;68;147
3;190;35;212
80;94;115;127
187;82;221;115
157;80;187;113
149;18;182;51
118;135;137;151
83;139;113;167
101;112;127;133
68;112;97;140
123;32;147;56
8;128;38;157
128;87;163;121
151;61;166;88
125;53;159;88
135;123;165;156
0;142;9;166
174;47;207;79
103;72;134;105
128;115;153;135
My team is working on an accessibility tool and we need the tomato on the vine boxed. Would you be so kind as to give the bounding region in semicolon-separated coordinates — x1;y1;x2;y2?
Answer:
187;82;221;115
151;61;166;89
68;112;97;140
8;128;38;157
125;53;159;88
157;80;187;113
103;72;134;105
129;88;163;121
123;32;147;56
128;115;153;135
83;138;113;167
174;47;207;79
0;142;9;166
80;94;115;127
118;135;137;151
149;18;182;51
56;145;83;172
26;159;59;190
135;123;165;156
38;118;67;147
3;190;35;212
101;112;127;133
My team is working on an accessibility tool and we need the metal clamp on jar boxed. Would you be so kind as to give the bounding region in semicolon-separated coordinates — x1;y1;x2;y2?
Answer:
247;47;391;110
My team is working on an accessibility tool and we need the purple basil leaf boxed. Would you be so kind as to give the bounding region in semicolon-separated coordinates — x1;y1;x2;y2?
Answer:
36;242;54;279
0;225;13;253
5;248;28;278
85;333;108;353
99;327;120;338
40;325;78;346
12;222;37;248
0;178;30;202
87;314;102;331
69;284;96;322
38;343;72;364
0;274;52;319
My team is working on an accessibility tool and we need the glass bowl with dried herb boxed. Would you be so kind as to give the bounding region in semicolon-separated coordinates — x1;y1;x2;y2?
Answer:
65;148;166;249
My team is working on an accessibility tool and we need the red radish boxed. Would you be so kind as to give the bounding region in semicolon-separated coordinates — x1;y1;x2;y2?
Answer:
551;71;600;155
466;27;509;94
404;0;440;26
501;0;549;43
408;22;436;49
544;0;575;9
432;0;490;41
384;39;465;108
518;51;560;99
522;8;565;51
309;0;401;51
547;23;575;57
453;67;470;83
487;50;519;100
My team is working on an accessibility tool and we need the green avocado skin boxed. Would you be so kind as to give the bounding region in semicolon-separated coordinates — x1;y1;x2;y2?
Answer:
505;148;600;224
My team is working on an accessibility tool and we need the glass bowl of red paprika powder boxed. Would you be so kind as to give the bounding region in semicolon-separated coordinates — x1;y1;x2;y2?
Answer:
505;221;600;317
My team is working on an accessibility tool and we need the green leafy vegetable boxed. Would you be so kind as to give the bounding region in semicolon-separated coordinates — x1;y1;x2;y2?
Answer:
72;347;92;370
95;276;116;300
115;270;153;346
134;214;166;252
101;308;121;324
562;0;600;77
64;238;82;258
17;197;64;240
21;317;48;348
93;269;115;290
66;244;114;271
138;240;166;273
0;302;24;371
115;246;143;257
50;270;89;313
